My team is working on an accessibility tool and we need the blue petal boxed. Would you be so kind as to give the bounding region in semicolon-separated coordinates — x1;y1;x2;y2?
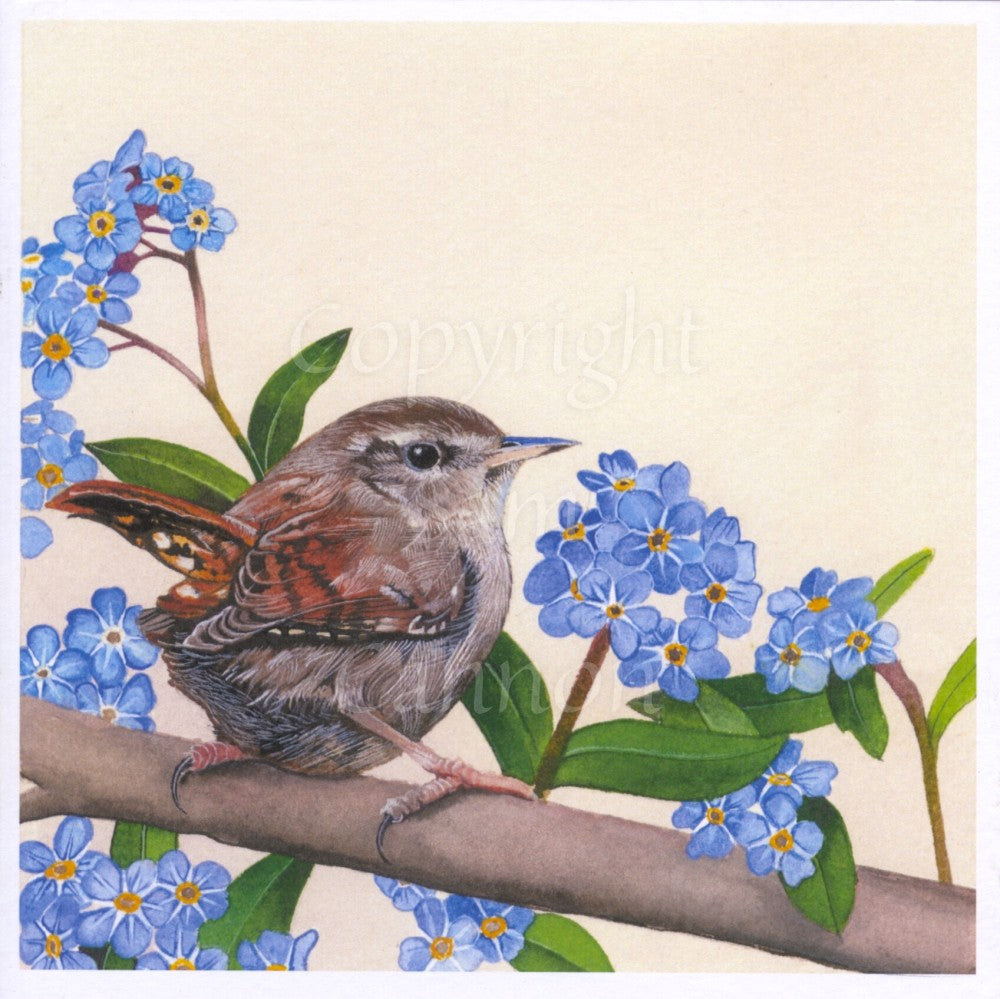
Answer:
617;649;661;688
688;823;734;859
70;335;109;369
414;897;446;939
616;570;653;606
538;599;576;637
609;619;640;658
568;602;607;637
791;655;831;693
671;801;705;829
745;845;777;877
54;815;93;859
27;624;60;665
398;937;431;971
617;489;664;531
794;760;838;797
524;558;570;605
687;648;729;680
779;853;816;887
627;605;661;634
658;462;691;506
33;360;73;400
659;664;699;701
112;916;152;959
800;567;837;598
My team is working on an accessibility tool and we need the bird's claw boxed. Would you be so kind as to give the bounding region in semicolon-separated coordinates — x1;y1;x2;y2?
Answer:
171;756;192;813
376;812;399;864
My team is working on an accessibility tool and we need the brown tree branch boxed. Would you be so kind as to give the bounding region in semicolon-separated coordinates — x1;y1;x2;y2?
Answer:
20;696;974;974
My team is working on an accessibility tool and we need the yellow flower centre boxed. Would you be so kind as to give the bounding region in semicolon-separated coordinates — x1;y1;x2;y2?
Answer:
175;881;202;905
605;602;625;619
87;210;117;238
769;829;795;853
780;643;802;666
101;707;118;723
169;957;196;970
663;642;688;667
41;333;73;361
23;252;43;267
768;772;794;786
45;933;62;959
806;595;831;612
562;521;586;542
569;578;584;601
114;891;142;914
705;806;725;825
186;209;211;232
706;583;727;604
613;477;635;492
846;630;872;652
647;528;672;552
22;277;34;294
36;463;65;489
45;859;76;881
429;936;454;961
155;173;183;193
266;963;288;971
85;284;108;304
481;915;508;939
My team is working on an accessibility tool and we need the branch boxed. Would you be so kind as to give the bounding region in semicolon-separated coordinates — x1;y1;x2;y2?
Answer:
20;697;974;974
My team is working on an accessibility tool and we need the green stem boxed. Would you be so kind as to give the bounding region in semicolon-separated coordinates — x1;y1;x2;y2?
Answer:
533;626;611;797
875;659;952;883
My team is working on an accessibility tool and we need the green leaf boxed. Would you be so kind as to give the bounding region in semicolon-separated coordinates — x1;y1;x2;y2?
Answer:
827;669;889;759
551;719;785;801
199;853;312;966
461;632;553;783
247;329;351;471
783;797;857;934
109;821;178;866
102;950;136;970
510;913;613;972
631;675;834;737
868;548;934;618
628;685;757;736
86;438;250;512
927;639;976;750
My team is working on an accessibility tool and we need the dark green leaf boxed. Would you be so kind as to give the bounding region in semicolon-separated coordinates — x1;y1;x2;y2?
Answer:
510;913;613;972
827;670;889;759
102;950;136;970
109;821;178;866
199;853;312;966
247;329;351;471
551;719;785;801
693;684;759;735
783;797;857;934
86;438;250;512
868;548;934;618
461;632;553;783
927;639;976;750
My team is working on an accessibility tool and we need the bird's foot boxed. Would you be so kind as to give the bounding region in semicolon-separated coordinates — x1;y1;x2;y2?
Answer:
171;741;249;812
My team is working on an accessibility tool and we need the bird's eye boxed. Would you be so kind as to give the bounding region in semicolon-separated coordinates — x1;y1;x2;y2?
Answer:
403;442;441;470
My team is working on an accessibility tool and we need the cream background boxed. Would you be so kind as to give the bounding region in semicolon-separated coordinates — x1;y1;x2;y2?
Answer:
19;21;975;973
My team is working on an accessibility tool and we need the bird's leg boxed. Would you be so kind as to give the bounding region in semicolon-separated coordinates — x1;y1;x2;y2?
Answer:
171;741;250;812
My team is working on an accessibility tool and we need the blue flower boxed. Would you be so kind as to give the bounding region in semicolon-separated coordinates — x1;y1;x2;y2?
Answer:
21;516;54;559
735;792;824;887
398;897;483;972
374;876;437;911
753;739;838;806
22;237;74;277
20;625;92;707
76;674;156;732
767;567;873;624
77;857;169;958
21;400;75;444
822;601;899;679
754;614;830;694
71;130;146;206
566;555;660;659
144;850;230;929
19;816;103;923
20;895;96;970
237;929;318;970
132;153;215;222
21;431;98;510
64;586;158;686
136;920;228;970
54;195;142;271
577;449;667;517
611;462;705;594
618;616;729;701
61;263;140;324
680;508;761;638
22;272;58;326
21;297;107;400
444;895;534;962
672;784;759;859
170;204;237;252
535;500;606;568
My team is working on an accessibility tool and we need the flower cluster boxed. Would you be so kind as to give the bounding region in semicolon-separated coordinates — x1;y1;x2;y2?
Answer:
672;739;837;886
21;129;237;402
376;877;534;971
21;587;158;729
20;817;318;970
525;451;762;702
755;567;899;693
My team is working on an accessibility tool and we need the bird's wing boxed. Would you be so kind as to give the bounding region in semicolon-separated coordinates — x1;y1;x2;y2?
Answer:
184;506;469;650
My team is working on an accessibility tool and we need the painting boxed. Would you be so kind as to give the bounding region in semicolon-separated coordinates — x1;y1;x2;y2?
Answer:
13;7;983;983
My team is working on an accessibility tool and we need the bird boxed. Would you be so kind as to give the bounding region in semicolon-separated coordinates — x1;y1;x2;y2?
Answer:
48;396;576;857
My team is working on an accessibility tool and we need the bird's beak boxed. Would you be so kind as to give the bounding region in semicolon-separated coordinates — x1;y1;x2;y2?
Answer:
485;436;579;468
